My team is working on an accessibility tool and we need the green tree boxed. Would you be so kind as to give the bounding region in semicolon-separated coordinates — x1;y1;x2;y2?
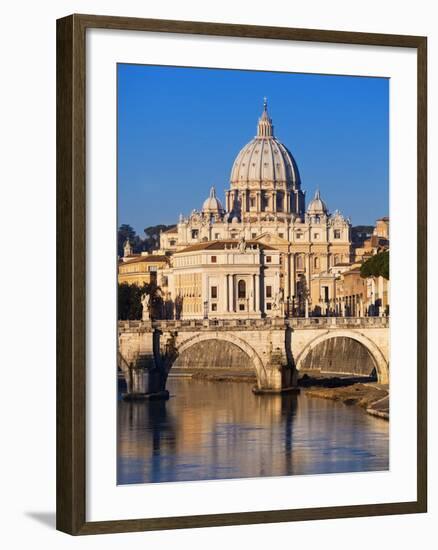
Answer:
118;282;163;320
360;251;389;280
118;224;149;257
143;224;175;252
118;224;136;257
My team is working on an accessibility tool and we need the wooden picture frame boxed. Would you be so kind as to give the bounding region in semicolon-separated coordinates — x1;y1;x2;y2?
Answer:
56;13;427;535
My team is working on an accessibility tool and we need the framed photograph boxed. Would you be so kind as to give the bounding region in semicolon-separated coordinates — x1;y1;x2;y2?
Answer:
56;14;427;535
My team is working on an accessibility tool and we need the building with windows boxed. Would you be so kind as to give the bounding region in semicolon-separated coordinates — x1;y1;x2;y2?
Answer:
118;240;169;286
157;101;352;318
164;239;282;319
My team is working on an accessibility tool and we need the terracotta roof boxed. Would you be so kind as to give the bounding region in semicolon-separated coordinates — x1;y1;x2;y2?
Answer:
119;255;168;265
175;240;277;254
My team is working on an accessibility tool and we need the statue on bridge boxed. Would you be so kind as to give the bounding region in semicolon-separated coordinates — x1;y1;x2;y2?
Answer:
141;292;151;321
274;288;285;317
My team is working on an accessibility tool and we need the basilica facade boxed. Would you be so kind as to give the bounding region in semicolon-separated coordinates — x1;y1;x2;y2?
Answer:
151;101;353;319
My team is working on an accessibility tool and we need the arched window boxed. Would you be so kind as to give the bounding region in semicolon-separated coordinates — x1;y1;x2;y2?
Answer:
238;280;246;299
314;257;320;269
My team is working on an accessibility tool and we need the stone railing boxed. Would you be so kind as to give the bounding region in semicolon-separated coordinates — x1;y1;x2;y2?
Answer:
286;316;389;328
118;316;389;332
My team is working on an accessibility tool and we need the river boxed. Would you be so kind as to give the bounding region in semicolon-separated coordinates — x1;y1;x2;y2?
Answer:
117;376;389;484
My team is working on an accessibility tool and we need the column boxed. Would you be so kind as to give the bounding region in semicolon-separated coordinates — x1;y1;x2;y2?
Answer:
201;273;209;318
228;275;234;312
201;273;208;304
256;191;261;212
306;253;311;283
255;274;260;313
225;274;230;312
273;191;277;212
249;274;255;312
306;253;311;315
284;253;290;300
359;295;363;318
290;253;296;303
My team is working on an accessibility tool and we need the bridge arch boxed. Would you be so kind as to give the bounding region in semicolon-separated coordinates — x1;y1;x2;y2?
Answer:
167;332;268;388
295;329;389;384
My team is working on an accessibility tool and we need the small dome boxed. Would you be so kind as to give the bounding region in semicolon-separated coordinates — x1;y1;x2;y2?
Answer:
230;99;301;189
202;186;224;214
307;189;328;215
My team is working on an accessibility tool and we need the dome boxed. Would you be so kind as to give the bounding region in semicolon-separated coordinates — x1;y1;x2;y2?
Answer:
307;189;328;215
230;99;301;189
202;186;224;214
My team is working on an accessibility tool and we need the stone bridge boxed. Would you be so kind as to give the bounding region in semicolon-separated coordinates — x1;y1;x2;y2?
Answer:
118;317;389;397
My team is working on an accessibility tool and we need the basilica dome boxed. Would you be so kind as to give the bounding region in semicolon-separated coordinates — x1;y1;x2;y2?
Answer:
202;186;224;214
307;189;328;215
230;100;301;189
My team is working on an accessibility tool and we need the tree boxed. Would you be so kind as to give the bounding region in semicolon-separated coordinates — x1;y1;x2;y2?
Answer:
118;282;164;320
360;251;389;280
351;225;374;245
117;224;149;257
143;224;175;252
118;224;137;257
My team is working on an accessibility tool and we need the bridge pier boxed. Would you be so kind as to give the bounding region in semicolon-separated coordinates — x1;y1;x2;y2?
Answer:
118;325;170;400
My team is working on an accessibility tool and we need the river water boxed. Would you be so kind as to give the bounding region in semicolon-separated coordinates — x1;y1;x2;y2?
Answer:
117;377;389;485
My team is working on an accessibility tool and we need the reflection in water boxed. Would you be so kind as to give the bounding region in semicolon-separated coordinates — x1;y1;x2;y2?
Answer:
117;377;389;484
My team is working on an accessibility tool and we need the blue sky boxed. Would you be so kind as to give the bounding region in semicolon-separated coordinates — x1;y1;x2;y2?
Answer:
118;64;389;235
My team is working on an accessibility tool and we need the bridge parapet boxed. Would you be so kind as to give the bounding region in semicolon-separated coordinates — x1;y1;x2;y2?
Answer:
118;316;389;333
287;317;389;329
